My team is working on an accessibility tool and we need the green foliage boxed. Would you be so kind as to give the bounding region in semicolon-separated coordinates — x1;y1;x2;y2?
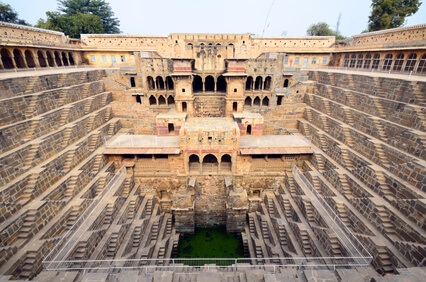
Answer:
35;0;120;38
367;0;422;31
58;0;120;34
306;22;346;40
36;12;103;38
0;1;29;25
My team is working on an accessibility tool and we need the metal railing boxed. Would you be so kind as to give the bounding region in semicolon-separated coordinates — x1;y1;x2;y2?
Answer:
43;166;126;268
43;256;371;272
291;164;372;265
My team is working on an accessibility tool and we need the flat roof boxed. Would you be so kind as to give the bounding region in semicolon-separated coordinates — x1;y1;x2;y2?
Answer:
104;135;180;154
240;135;312;155
181;117;239;132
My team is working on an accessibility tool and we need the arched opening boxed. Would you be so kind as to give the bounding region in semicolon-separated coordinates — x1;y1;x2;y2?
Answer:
228;43;235;57
393;53;404;71
253;96;261;106
405;53;417;72
182;102;187;112
61;52;69;66
263;76;271;90
245;76;253;90
233;102;238;112
372;54;380;69
156;76;165;90
417;54;426;73
262;97;269;106
205;75;215;91
247;125;252;135
13;49;26;68
54;51;62;66
192;75;203;92
277;96;283;106
189;154;200;172
130;77;136;87
254;76;262;90
37;51;47;67
363;54;372;69
356;54;363;68
202;154;218;173
46;51;55;67
1;49;14;69
382;54;393;70
68;52;75;65
147;76;155;90
158;95;166;105
343;54;349;67
349;54;356;68
149;95;157;105
217;75;226;92
244;96;252;106
283;79;289;88
166;76;174;90
24;50;36;68
220;154;232;172
167;95;175;105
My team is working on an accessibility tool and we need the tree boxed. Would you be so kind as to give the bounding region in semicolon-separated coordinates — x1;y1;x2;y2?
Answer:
58;0;120;34
306;22;346;40
36;12;103;38
0;1;29;25
367;0;422;32
35;0;120;37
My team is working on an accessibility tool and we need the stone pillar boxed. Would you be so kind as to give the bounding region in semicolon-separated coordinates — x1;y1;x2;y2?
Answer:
226;183;248;233
172;183;195;234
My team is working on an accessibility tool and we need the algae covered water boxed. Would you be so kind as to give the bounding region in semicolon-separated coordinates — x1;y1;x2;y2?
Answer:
176;227;244;259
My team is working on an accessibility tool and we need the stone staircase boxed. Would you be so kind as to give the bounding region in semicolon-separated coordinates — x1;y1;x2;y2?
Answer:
132;226;142;248
376;246;394;274
63;150;75;171
337;173;352;196
300;230;312;256
23;119;39;140
59;106;71;125
340;147;353;171
261;220;270;240
17;252;38;280
61;126;73;148
304;201;315;223
376;206;396;236
335;203;350;226
107;233;119;258
91;155;103;174
342;126;354;147
277;225;287;246
372;97;387;118
18;210;37;240
23;143;39;167
24;95;38;118
371;141;390;167
104;204;114;225
369;117;388;141
342;106;355;125
24;77;39;94
88;133;99;151
66;207;80;229
64;175;79;199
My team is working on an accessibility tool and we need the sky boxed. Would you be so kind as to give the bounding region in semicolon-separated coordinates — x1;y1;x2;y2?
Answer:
2;0;426;37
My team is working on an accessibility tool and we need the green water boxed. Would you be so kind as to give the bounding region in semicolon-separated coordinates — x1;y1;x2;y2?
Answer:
176;227;244;260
